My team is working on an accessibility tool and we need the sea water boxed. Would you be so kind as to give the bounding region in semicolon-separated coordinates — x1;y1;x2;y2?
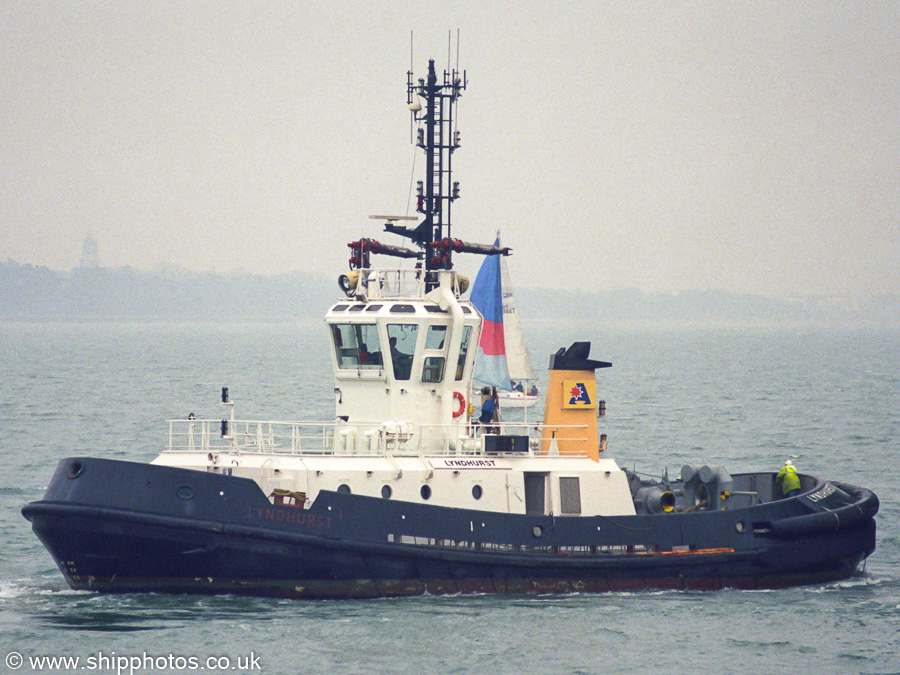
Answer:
1;321;898;674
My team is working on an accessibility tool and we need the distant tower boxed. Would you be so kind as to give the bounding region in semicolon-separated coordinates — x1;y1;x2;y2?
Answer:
79;234;100;268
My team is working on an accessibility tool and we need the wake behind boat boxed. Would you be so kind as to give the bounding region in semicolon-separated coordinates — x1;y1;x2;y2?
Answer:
23;57;877;598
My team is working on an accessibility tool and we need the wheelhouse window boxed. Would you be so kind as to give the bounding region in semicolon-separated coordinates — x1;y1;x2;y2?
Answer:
387;324;418;381
456;325;472;381
421;325;448;383
331;324;382;370
425;325;447;350
422;356;445;383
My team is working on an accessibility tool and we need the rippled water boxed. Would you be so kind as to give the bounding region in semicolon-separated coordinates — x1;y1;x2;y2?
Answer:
2;322;898;674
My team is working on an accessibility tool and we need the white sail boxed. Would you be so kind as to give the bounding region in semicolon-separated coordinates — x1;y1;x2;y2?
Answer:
499;238;536;382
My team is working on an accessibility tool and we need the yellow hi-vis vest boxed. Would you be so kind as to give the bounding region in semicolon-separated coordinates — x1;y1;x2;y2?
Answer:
777;465;801;494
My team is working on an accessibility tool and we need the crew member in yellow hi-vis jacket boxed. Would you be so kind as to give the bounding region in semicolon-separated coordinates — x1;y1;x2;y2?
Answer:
776;459;801;498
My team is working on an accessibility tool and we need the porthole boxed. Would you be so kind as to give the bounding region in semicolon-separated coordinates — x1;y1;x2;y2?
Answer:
176;485;194;500
532;525;544;538
735;520;745;533
337;484;352;494
381;485;393;499
66;461;85;479
472;485;483;500
420;484;432;500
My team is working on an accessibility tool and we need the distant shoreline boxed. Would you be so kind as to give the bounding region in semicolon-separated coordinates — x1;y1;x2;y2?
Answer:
2;261;898;328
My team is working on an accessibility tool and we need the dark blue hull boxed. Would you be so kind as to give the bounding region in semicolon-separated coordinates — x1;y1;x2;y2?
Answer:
23;458;878;598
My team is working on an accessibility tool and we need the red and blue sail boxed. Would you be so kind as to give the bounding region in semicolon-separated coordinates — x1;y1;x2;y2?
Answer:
470;239;511;390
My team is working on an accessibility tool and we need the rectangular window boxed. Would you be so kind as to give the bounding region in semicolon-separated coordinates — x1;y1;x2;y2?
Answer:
420;325;448;383
425;325;447;350
422;356;445;383
559;477;582;515
331;324;382;370
387;324;418;381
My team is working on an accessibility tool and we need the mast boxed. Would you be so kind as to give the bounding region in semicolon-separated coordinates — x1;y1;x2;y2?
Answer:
382;61;459;288
371;57;508;292
415;59;463;283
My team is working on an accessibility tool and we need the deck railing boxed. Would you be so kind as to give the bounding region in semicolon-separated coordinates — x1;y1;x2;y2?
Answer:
349;268;469;301
164;418;592;458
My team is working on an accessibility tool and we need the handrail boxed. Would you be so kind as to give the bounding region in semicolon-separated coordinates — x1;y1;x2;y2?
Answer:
346;267;470;301
166;419;336;455
164;418;594;458
356;268;425;300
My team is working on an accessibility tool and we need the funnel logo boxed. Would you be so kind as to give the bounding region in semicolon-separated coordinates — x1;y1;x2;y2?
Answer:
568;383;591;405
563;379;596;408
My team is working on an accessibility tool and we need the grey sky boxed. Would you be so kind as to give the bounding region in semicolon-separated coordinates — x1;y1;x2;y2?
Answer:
2;1;898;297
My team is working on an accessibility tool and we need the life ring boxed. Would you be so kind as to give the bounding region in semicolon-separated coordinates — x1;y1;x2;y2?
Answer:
452;391;466;418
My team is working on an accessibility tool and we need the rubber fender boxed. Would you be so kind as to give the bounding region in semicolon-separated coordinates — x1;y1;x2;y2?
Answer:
767;493;877;539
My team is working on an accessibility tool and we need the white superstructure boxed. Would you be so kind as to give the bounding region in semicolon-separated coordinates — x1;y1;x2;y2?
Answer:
153;269;636;518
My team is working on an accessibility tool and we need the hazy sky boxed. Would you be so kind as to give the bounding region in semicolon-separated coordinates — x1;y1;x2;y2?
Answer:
2;2;898;297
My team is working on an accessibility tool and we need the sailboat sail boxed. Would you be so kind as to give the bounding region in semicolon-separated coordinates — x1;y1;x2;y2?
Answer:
471;234;535;392
470;239;511;390
500;253;536;382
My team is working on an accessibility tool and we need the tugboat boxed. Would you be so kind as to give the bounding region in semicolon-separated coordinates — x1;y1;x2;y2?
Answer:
23;59;878;598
